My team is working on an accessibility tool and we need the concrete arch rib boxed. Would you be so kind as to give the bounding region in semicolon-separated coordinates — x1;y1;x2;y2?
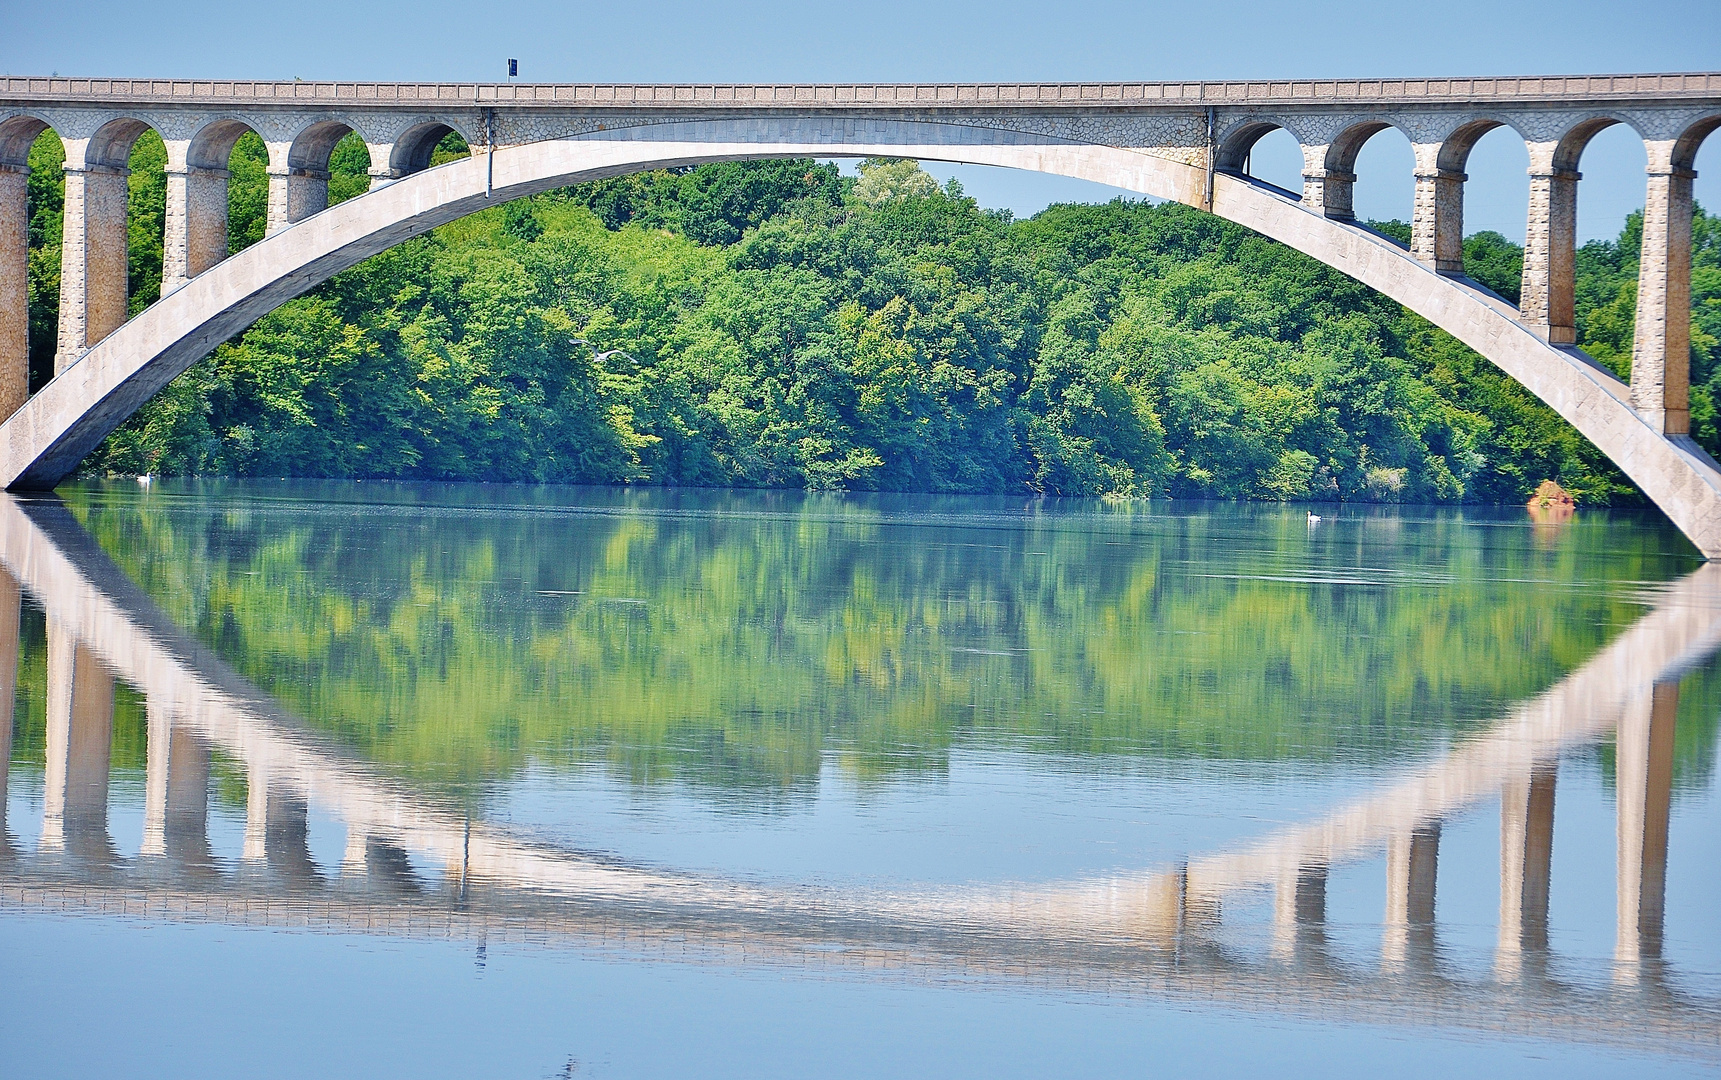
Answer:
3;116;1719;555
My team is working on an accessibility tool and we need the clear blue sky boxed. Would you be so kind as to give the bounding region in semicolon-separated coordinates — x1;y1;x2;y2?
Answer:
5;0;1717;240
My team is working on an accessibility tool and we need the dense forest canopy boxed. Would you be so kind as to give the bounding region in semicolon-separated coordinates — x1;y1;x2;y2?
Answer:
20;129;1721;504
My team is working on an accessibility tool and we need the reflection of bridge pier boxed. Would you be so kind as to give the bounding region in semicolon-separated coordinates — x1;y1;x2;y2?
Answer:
0;567;17;850
242;777;321;888
361;837;423;897
141;697;213;870
1617;681;1678;982
1498;764;1556;980
338;824;422;897
1383;823;1440;973
1272;863;1328;961
40;618;116;864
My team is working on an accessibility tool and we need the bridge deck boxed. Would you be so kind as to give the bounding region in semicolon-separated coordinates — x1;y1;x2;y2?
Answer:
2;72;1719;109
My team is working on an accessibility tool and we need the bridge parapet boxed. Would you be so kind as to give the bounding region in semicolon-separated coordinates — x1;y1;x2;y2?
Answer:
4;73;1720;108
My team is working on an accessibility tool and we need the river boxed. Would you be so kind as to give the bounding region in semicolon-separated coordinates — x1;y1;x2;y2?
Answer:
2;480;1718;1077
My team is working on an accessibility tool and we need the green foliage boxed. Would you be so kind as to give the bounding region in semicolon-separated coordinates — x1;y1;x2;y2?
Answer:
126;130;167;315
227;131;270;253
9;138;1710;506
851;157;941;205
327;132;371;205
429;130;469;167
1463;230;1525;304
570;158;844;243
25;129;63;390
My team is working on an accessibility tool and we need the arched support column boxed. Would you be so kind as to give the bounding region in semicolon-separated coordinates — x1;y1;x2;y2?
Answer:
1411;142;1465;273
365;157;399;191
1615;680;1677;982
0;163;28;422
54;160;131;374
1299;143;1355;220
340;822;369;881
1631;143;1695;436
265;164;330;236
266;124;351;236
1519;142;1579;344
162;165;230;294
242;773;319;885
1497;764;1556;980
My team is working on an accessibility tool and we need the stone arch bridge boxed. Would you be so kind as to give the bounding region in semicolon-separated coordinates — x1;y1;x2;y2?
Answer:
1;74;1719;547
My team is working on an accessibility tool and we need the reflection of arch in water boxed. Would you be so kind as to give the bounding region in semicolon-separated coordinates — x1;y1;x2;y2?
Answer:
1;493;1718;1054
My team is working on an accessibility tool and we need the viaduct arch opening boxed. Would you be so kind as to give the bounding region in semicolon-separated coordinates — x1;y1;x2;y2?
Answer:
3;110;1721;551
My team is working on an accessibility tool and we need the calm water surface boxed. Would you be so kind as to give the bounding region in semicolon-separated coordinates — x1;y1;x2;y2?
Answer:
2;481;1719;1078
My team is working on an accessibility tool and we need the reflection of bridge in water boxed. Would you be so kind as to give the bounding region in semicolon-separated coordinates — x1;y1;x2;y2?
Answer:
2;495;1718;1059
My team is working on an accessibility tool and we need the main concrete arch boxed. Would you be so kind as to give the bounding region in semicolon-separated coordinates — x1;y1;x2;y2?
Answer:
3;115;1720;553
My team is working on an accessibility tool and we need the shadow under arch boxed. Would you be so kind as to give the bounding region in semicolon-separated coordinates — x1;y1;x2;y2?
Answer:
176;116;273;281
6;115;1721;553
388;121;465;177
273;119;372;232
1215;118;1309;199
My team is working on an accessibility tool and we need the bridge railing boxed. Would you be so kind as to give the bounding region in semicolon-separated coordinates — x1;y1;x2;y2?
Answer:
2;73;1720;108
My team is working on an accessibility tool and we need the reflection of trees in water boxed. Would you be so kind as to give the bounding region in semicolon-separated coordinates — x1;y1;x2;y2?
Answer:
7;493;1716;1062
35;482;1706;802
